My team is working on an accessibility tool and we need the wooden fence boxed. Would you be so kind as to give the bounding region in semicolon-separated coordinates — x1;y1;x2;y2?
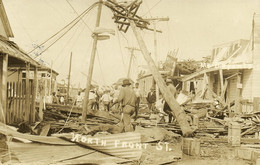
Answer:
6;80;35;124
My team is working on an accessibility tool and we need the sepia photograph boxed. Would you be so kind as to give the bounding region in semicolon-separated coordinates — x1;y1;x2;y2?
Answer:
0;0;260;164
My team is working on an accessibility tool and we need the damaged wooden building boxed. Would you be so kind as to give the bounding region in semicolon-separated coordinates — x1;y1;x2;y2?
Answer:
0;0;58;124
181;14;260;115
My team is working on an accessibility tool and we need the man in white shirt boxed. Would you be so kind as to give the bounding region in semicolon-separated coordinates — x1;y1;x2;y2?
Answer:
101;90;111;111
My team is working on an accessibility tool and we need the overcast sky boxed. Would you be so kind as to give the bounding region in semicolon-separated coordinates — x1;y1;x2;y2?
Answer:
3;0;260;87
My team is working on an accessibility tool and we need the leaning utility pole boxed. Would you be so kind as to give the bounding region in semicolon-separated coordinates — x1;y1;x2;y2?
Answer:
81;1;103;122
126;47;140;78
144;17;169;101
129;20;193;136
67;52;72;104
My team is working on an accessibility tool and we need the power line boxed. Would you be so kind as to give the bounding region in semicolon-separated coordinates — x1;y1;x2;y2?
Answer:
54;20;85;65
65;0;93;33
143;0;153;17
33;3;97;59
116;28;127;75
28;2;98;55
142;0;162;17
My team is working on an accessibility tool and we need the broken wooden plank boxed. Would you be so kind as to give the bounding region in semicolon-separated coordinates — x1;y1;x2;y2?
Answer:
241;125;257;136
0;122;72;145
40;123;51;136
134;126;180;143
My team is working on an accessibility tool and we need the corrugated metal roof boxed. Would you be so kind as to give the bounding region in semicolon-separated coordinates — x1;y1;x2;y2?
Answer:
7;142;94;164
68;132;142;161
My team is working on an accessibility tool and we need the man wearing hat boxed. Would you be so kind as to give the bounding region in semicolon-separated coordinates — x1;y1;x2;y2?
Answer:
163;79;177;123
111;79;137;132
146;86;156;113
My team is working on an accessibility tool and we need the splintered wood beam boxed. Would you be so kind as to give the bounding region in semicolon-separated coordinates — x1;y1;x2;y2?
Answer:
115;15;149;24
130;20;193;137
145;27;162;33
115;20;147;28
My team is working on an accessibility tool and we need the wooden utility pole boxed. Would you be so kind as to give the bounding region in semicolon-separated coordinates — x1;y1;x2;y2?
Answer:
67;52;72;104
82;0;103;122
126;47;140;78
144;17;169;101
129;20;193;136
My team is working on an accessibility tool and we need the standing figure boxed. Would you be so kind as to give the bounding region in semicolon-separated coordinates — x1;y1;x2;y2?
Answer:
163;79;177;123
112;85;120;112
101;90;111;111
112;79;137;132
133;82;141;120
146;86;156;112
60;96;65;105
52;92;58;104
76;92;83;107
88;90;97;110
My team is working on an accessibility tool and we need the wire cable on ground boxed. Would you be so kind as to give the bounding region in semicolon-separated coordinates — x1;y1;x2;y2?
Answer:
56;98;77;134
28;2;98;55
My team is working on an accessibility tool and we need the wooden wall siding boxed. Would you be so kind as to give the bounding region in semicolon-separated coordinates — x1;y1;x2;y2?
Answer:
241;102;253;113
252;14;260;99
242;69;253;101
227;77;237;104
6;81;35;124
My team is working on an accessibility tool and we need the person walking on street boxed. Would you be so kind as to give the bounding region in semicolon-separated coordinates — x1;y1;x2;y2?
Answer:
163;79;177;123
111;79;137;132
146;86;156;113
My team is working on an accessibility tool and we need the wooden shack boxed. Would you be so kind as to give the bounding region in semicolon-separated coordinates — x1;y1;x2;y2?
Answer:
0;0;40;124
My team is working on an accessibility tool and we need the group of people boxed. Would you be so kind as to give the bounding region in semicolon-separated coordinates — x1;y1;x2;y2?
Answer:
54;78;177;132
146;78;177;123
51;92;65;105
